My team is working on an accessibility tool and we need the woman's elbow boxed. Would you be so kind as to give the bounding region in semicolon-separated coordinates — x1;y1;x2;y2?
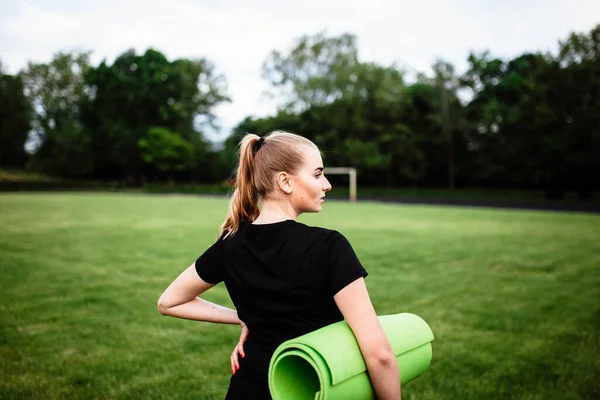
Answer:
157;297;170;315
366;346;396;367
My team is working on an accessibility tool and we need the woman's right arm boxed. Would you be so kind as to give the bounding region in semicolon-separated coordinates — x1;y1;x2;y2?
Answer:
334;278;401;400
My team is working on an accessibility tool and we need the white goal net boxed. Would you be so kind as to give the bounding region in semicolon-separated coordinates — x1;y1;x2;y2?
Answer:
325;167;357;202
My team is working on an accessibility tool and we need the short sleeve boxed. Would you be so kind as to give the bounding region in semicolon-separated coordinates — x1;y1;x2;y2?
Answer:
327;232;368;295
194;239;225;284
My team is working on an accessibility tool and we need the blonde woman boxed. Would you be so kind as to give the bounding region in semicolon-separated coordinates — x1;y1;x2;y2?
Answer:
158;131;400;399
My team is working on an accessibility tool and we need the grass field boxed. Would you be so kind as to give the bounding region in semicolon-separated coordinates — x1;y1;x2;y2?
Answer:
1;193;599;399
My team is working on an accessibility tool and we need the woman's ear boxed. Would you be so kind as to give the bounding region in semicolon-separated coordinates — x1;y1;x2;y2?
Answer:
276;172;293;194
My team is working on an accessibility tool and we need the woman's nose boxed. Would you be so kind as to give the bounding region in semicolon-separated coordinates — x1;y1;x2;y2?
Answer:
323;177;332;192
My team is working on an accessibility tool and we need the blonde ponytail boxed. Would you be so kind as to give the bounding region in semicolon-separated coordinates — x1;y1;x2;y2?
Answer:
217;130;317;239
218;134;262;239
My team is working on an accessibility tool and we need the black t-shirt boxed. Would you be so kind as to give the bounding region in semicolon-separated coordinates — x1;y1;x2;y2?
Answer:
195;219;368;378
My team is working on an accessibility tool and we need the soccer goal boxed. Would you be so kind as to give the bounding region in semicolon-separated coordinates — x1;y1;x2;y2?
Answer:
325;167;357;202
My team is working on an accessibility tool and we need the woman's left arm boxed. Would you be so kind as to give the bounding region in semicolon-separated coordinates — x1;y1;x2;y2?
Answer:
157;264;241;325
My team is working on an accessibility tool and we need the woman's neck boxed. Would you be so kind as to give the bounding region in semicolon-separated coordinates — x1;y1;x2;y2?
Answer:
252;200;297;225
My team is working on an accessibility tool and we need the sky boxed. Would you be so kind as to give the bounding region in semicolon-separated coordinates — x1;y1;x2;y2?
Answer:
1;0;599;142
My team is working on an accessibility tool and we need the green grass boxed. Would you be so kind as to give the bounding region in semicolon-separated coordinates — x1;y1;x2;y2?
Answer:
1;193;599;399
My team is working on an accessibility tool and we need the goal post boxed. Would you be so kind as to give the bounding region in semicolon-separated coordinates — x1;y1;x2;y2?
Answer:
325;167;357;202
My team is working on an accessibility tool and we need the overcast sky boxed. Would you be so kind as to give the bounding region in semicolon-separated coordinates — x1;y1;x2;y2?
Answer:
1;0;599;141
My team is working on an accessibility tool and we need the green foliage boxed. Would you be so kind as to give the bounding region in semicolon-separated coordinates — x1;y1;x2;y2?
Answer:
247;25;600;194
0;168;62;183
248;36;447;187
262;32;360;110
138;127;195;180
19;51;93;177
2;24;599;196
0;70;30;167
460;25;600;197
81;48;229;181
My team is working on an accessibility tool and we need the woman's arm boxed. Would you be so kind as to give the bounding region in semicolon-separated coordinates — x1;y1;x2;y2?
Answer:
158;263;248;374
157;264;241;325
334;278;401;400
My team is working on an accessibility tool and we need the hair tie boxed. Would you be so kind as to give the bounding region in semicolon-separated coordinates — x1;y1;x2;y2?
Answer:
254;137;265;154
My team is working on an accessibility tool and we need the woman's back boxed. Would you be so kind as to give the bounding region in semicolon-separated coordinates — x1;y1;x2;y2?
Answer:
195;219;368;377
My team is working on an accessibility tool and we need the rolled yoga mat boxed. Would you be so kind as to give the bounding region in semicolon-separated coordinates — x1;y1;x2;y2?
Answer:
268;313;434;400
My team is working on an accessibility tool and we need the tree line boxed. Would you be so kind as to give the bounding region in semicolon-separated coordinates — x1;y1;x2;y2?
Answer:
1;25;598;198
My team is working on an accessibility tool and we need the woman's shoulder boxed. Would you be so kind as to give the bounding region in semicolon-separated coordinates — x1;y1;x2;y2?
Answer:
293;221;346;243
232;219;348;247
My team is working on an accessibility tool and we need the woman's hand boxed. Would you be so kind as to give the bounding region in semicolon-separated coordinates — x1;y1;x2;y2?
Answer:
231;321;249;375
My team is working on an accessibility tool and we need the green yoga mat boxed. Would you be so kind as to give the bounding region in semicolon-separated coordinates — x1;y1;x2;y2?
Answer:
268;313;434;400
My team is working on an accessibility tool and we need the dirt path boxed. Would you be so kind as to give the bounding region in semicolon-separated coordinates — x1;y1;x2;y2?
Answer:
354;196;600;214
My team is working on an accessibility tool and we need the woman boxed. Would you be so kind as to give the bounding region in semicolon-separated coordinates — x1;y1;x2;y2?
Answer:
158;131;401;399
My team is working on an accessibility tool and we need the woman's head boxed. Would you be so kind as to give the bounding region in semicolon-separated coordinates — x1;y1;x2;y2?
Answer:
218;131;331;238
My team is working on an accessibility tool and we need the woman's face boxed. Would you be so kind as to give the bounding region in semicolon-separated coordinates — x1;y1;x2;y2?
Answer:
290;146;332;214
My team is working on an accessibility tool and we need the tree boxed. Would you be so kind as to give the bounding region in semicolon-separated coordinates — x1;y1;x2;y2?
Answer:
81;48;230;181
550;24;600;198
0;65;30;167
138;127;195;183
168;58;230;137
412;59;466;189
237;25;600;194
19;51;93;176
257;32;424;186
461;24;600;199
432;60;460;189
262;32;360;111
